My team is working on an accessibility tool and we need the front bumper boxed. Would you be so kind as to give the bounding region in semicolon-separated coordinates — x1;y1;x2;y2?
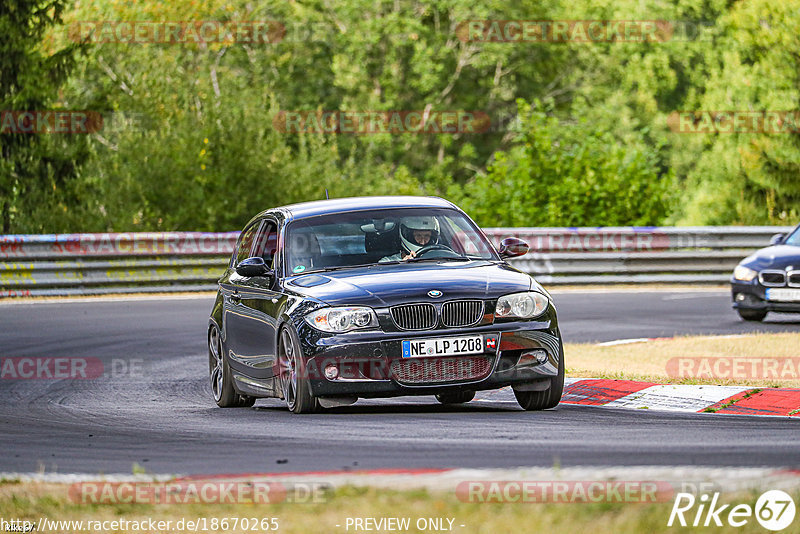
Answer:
731;279;800;313
298;320;562;398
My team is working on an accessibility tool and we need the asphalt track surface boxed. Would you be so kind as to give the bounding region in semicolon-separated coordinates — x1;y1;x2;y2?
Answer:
1;289;798;475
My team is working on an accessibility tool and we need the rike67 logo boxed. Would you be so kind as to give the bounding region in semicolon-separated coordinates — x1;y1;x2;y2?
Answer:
668;490;796;531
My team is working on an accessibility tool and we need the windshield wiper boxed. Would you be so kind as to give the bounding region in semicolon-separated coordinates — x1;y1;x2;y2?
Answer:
405;256;471;263
376;256;480;266
298;263;375;274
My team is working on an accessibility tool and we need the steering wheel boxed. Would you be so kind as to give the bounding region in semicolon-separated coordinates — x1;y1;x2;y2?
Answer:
413;244;457;257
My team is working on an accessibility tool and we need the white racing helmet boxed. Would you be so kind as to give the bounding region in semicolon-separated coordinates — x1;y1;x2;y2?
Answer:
400;216;439;254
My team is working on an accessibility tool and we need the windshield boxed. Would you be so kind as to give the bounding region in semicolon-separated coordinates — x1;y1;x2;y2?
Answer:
784;226;800;246
284;207;498;275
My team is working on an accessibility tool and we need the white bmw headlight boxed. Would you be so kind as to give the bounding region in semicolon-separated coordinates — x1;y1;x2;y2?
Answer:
733;265;758;282
305;307;379;333
495;291;549;319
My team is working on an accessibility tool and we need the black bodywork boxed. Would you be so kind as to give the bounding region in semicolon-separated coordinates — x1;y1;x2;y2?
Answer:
731;223;800;320
208;196;563;410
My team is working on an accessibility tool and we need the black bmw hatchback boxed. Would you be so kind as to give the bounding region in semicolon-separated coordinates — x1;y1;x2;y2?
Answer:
208;196;564;413
731;223;800;321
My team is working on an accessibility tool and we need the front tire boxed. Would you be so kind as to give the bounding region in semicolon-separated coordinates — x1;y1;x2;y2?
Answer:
514;340;565;411
278;326;319;414
737;309;767;322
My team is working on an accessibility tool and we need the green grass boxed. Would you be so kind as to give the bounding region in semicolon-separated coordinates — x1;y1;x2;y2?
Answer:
566;332;800;387
1;483;796;533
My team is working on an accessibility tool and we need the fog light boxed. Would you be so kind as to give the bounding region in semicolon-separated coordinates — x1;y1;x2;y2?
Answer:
324;364;339;380
736;293;746;302
517;349;549;367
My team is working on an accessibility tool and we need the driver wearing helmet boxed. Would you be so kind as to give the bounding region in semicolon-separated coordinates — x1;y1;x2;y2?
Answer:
380;216;440;262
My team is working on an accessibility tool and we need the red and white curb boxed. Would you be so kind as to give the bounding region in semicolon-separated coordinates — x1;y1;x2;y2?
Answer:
561;378;800;417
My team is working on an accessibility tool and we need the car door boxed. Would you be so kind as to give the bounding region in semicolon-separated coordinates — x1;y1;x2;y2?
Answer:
224;219;283;381
221;220;260;374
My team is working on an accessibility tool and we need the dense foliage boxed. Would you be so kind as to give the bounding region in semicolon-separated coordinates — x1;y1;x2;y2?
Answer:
3;0;799;232
0;0;86;232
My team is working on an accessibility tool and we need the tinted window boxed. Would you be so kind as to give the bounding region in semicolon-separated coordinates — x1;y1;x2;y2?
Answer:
234;223;259;265
284;207;497;275
252;221;278;267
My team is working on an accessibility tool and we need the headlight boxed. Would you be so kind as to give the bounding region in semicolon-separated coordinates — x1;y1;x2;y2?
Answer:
304;307;379;333
495;291;549;319
733;265;758;282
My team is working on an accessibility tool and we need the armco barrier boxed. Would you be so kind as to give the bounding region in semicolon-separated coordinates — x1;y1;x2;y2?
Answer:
0;233;238;297
0;227;793;297
482;226;794;285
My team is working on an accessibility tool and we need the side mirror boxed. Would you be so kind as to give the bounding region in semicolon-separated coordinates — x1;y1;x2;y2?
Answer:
235;256;271;278
770;233;785;246
498;237;529;259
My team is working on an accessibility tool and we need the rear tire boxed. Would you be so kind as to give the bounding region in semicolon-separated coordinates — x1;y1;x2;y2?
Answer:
435;391;475;404
278;326;319;414
514;340;565;411
737;309;767;322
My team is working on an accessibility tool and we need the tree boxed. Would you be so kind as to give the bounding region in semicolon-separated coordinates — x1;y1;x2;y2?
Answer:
453;100;673;227
0;0;86;232
17;0;797;231
675;0;800;224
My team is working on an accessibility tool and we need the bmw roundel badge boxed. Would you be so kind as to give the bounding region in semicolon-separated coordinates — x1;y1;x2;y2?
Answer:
428;290;443;298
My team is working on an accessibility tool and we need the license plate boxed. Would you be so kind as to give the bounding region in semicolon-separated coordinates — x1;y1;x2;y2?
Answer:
402;335;484;358
766;288;800;302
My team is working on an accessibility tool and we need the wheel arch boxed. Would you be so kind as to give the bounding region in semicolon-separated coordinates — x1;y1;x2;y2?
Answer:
209;291;225;337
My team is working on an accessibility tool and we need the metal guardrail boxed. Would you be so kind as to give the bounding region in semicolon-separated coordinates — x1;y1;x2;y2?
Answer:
0;233;237;297
483;226;794;286
0;227;793;297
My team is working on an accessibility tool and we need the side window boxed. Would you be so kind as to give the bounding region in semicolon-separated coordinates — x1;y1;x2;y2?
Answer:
252;221;278;268
234;223;259;266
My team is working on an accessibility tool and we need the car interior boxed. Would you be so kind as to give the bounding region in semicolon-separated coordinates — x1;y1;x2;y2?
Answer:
282;213;486;275
287;222;402;273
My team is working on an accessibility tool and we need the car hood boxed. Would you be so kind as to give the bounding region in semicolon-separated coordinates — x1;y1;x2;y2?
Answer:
740;245;800;271
286;261;534;307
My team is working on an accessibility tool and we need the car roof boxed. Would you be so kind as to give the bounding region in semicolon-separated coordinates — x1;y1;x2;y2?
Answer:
264;196;458;222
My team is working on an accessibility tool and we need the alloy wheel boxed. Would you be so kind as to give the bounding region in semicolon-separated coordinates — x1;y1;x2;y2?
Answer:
209;326;224;402
279;329;298;410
